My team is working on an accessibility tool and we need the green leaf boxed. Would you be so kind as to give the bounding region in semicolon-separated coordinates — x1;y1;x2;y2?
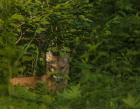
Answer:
79;15;93;22
10;14;24;21
61;85;81;100
36;27;46;33
122;94;139;108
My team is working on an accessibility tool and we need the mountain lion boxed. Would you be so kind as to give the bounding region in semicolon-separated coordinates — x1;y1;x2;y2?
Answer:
10;51;69;92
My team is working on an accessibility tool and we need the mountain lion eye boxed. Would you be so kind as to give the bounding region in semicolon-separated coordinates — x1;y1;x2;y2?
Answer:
60;66;65;70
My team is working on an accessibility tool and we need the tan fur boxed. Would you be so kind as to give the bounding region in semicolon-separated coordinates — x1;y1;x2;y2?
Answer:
10;76;40;88
10;74;49;88
10;51;69;92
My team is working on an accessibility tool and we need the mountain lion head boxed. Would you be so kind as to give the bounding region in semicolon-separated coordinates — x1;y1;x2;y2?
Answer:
46;51;69;92
46;51;69;81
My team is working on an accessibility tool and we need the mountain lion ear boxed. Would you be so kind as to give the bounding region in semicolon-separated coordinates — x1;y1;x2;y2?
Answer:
46;51;53;61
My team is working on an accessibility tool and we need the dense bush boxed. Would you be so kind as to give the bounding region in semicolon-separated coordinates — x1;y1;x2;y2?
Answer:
0;0;140;109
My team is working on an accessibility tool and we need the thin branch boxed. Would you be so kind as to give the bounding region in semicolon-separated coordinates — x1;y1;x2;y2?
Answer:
15;30;23;44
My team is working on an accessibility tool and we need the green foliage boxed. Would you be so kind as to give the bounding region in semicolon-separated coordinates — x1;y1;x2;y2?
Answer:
122;94;140;109
0;0;140;109
59;85;81;100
